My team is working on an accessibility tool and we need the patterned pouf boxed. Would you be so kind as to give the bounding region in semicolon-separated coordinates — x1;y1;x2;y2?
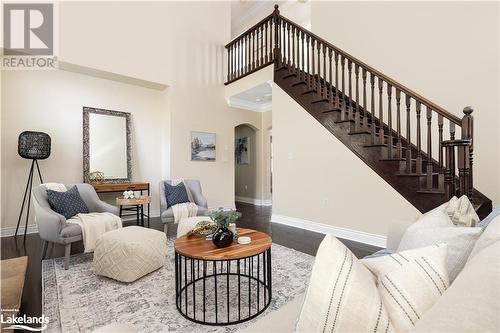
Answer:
93;226;167;283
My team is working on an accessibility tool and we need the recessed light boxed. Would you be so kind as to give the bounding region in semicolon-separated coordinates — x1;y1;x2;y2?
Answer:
255;98;262;102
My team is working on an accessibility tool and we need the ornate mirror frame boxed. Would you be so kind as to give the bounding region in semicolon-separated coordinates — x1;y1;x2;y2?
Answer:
83;106;132;183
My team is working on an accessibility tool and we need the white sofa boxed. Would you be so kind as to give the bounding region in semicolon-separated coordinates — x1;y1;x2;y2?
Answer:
243;219;500;332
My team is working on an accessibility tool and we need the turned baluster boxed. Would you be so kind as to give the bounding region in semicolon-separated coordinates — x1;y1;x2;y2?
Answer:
405;95;412;173
347;60;353;121
252;30;256;69
282;20;286;64
262;25;265;66
426;107;433;189
378;78;384;143
328;48;333;104
340;56;346;120
415;101;422;174
395;89;402;158
296;29;300;74
311;39;316;90
227;46;230;81
306;35;311;88
322;44;327;99
301;31;305;81
461;106;474;199
334;52;339;106
370;73;376;143
437;115;444;190
387;84;393;159
287;23;291;67
247;33;251;73
362;69;368;131
316;41;321;94
354;64;360;131
444;142;456;198
291;26;295;71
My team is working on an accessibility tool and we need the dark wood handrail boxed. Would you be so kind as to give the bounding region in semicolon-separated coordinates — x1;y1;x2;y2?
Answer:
278;15;461;125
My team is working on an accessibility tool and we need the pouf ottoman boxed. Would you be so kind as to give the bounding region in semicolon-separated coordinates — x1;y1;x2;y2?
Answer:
93;226;167;283
177;216;214;238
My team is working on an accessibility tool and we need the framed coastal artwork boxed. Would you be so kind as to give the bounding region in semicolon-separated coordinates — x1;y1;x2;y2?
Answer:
235;137;250;165
191;131;216;161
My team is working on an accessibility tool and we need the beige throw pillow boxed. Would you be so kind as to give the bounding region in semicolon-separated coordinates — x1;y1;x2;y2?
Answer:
296;235;395;333
397;211;481;282
362;244;449;333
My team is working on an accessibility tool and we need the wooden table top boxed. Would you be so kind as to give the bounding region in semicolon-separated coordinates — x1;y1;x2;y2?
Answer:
92;182;149;193
174;228;272;260
116;195;151;205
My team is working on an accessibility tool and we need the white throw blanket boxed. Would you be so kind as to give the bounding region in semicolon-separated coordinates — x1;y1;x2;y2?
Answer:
172;202;198;224
43;183;67;192
67;212;122;253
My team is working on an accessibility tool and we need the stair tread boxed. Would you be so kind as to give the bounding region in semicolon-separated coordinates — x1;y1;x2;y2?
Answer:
291;81;307;87
417;189;446;195
322;108;342;113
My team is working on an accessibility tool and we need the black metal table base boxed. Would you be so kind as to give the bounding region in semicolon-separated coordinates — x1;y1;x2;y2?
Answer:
174;249;272;325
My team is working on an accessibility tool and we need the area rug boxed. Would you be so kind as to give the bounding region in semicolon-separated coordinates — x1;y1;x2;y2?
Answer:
42;239;314;332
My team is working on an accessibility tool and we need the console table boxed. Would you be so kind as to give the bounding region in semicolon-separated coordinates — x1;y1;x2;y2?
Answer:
91;182;150;226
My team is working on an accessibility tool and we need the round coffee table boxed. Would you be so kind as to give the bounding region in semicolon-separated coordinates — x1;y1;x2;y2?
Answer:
174;228;272;325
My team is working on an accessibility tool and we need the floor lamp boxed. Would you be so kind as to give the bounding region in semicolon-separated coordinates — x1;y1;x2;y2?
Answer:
15;131;51;241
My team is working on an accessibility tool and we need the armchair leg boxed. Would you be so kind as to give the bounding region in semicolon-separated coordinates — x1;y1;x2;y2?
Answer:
42;241;49;260
64;243;71;270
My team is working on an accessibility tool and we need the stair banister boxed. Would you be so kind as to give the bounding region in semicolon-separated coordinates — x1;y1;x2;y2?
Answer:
225;5;486;211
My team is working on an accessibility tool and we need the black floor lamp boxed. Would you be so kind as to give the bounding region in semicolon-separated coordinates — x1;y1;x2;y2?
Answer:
15;131;51;241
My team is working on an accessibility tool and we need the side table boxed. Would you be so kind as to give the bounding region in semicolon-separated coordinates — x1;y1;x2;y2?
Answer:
116;195;152;228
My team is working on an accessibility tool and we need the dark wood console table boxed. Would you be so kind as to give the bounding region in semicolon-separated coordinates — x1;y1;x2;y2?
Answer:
91;182;150;226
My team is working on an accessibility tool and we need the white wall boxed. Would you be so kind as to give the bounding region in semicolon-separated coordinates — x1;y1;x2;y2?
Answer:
272;86;420;240
1;70;168;231
311;1;500;205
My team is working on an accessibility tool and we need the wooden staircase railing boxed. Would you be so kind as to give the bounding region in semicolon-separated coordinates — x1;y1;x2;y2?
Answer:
225;5;475;203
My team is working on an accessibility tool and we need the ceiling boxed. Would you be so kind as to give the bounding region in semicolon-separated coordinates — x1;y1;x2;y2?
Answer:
226;82;272;112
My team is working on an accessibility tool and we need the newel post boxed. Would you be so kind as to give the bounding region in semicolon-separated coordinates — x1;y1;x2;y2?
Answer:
273;4;281;67
460;106;474;199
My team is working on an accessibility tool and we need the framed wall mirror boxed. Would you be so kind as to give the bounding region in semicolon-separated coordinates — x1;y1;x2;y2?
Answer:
83;107;132;183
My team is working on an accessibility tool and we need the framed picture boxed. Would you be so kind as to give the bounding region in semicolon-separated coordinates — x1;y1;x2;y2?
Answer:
235;137;250;165
191;131;216;161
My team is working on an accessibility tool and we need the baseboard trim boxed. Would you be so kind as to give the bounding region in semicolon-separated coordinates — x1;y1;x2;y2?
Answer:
235;196;272;206
1;224;39;237
271;214;387;248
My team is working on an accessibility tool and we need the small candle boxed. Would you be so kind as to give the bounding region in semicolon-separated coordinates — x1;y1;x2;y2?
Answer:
228;223;236;235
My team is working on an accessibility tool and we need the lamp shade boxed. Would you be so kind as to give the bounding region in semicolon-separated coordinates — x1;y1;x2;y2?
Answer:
18;131;51;160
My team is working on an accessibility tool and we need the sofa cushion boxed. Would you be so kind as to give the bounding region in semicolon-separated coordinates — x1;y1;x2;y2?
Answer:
445;195;480;227
47;186;89;219
410;241;500;333
468;215;500;261
164;182;190;208
363;244;449;333
296;235;395;332
397;210;481;282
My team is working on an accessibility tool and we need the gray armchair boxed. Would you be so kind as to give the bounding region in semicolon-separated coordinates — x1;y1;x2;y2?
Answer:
159;179;208;234
32;183;119;269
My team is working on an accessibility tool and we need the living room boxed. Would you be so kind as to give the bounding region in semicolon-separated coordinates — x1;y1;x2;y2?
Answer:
1;1;499;332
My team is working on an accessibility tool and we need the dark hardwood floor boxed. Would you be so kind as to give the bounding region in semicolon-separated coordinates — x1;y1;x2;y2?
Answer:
0;202;380;320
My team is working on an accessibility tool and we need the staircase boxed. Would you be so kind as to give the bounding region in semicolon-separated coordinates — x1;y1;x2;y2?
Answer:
225;5;492;218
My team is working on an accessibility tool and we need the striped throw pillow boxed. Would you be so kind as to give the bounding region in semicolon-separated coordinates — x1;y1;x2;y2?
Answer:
296;235;395;333
362;244;449;333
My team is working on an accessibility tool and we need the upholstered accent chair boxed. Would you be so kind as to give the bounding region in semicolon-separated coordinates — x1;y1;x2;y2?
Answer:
159;179;208;235
32;183;119;269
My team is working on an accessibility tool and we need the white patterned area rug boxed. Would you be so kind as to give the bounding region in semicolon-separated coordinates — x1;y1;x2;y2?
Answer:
42;240;313;333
